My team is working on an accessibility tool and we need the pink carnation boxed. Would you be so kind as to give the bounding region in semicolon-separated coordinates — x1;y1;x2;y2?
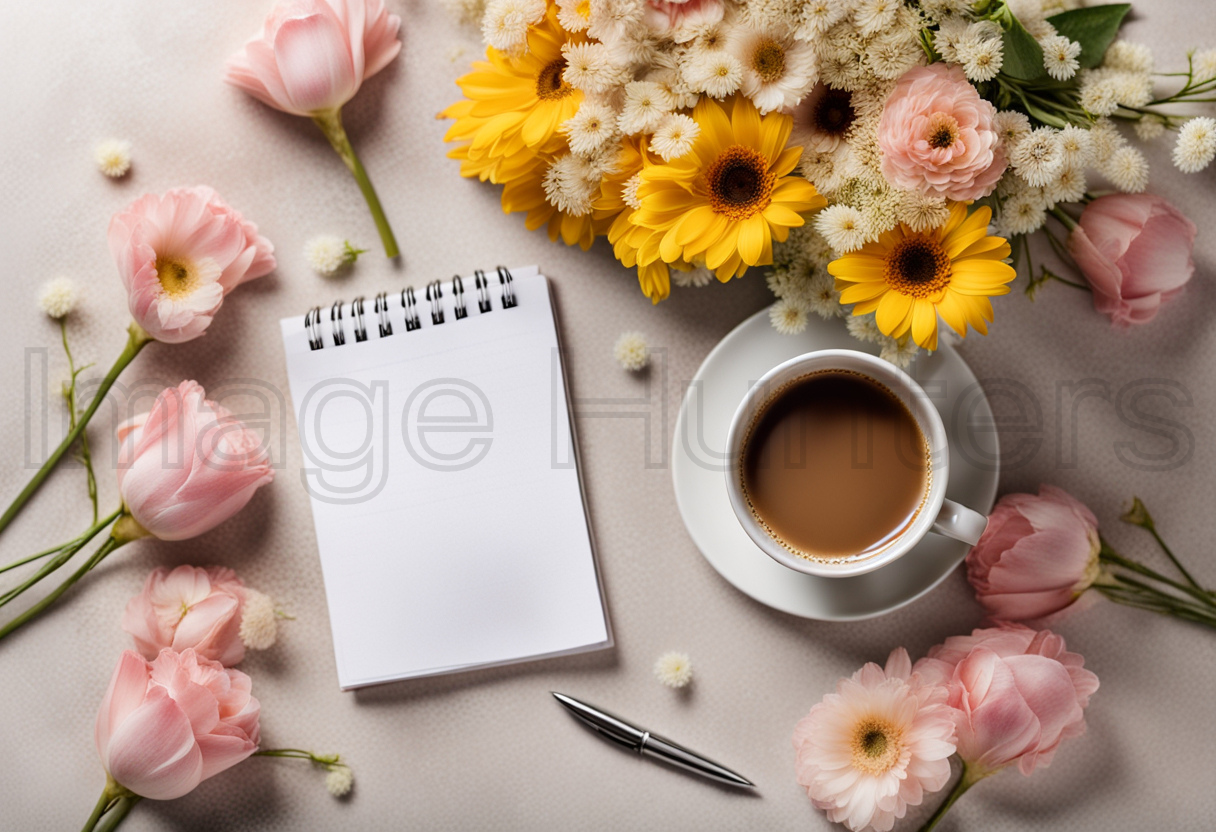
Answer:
878;64;1006;202
123;566;249;667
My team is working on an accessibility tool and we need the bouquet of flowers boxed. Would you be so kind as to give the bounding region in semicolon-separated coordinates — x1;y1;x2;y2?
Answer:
441;0;1211;365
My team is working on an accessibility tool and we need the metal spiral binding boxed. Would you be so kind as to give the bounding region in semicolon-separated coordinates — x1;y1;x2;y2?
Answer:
498;266;517;308
401;286;421;331
305;266;517;349
374;292;393;337
351;297;369;342
330;301;346;346
425;280;445;325
474;269;492;313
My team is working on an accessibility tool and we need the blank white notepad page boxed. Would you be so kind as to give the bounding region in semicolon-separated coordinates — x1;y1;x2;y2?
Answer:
280;267;610;689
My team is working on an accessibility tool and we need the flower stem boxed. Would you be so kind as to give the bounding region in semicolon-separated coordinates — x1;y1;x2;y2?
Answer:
0;533;127;643
0;323;150;539
1099;539;1214;606
81;776;133;832
255;748;342;765
93;796;141;832
312;109;399;258
917;761;988;832
1047;206;1079;232
0;506;121;585
61;319;99;525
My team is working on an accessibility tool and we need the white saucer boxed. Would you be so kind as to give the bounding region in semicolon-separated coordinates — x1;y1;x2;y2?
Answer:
671;308;1000;621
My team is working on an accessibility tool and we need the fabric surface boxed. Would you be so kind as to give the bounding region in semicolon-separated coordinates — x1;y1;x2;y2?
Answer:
0;2;1212;829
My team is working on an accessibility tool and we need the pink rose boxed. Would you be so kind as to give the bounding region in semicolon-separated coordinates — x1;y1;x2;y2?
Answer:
108;186;275;344
117;381;274;542
914;627;1099;777
1067;193;1197;326
95;649;260;800
123;566;248;667
643;0;724;38
966;486;1101;624
225;0;402;117
878;64;1006;201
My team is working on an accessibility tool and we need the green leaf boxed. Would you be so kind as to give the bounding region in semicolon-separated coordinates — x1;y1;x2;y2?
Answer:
1000;14;1047;80
1047;4;1131;69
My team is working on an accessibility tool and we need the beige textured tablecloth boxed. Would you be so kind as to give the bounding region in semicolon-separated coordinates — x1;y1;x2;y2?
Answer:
1;2;1213;829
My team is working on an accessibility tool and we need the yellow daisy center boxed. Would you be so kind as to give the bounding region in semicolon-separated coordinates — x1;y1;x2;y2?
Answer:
705;145;775;220
814;88;856;137
851;717;905;775
576;0;590;18
752;40;786;82
156;256;204;299
885;235;952;297
536;58;573;101
927;113;960;149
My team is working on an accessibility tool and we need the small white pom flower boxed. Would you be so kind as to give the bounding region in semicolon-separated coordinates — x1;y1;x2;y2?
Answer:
563;102;619;156
1102;41;1153;74
805;271;843;320
305;235;363;276
1103;145;1149;192
852;0;900;37
482;0;544;55
613;331;650;371
846;313;885;345
1056;124;1093;166
672;266;713;288
1040;36;1082;81
654;651;693;688
649;114;700;161
770;298;809;334
325;766;354;797
621;173;643;210
38;277;78;319
1079;71;1120;116
94;139;132;178
562;42;613;94
542;154;599;216
1011;127;1064;187
993;110;1032;152
1173;117;1216;174
618;81;674;135
1134;117;1167;142
998;188;1049;236
958;37;1004;83
1088;118;1126;159
1193;49;1216;82
556;0;591;32
815;204;867;254
239;589;280;651
879;335;919;368
1045;164;1087;206
683;51;744;99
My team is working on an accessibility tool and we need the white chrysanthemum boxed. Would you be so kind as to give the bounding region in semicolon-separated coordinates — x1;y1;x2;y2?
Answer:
563;102;619;156
897;191;950;232
1173;117;1216;173
852;0;899;37
304;235;361;277
1045;164;1086;205
649;113;700;161
806;270;843;319
795;0;848;40
958;37;1003;82
932;16;969;63
1112;71;1153;108
325;766;354;798
239;589;279;651
672;266;713;288
846;313;885;344
1040;35;1082;81
1079;71;1120;116
542;154;599;215
723;25;818;114
770;298;809;334
998;188;1049;236
1102;40;1153;73
562;42;613;93
994;110;1032;151
617;80;674;135
587;0;644;42
440;0;486;26
1056;124;1092;166
1104;145;1149;192
654;651;693;688
94;139;132;178
482;0;544;54
1193;49;1216;82
880;336;919;368
645;66;699;110
815;204;867;254
556;0;591;32
613;331;650;371
865;28;923;82
1134;117;1167;142
682;51;744;98
38;277;78;319
1088;118;1125;159
1011;127;1064;187
621;172;643;210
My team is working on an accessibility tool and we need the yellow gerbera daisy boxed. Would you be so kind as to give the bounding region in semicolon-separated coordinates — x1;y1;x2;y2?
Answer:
631;96;826;282
440;6;583;168
828;203;1015;350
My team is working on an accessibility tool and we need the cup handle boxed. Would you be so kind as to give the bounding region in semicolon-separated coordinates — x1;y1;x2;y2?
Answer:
931;499;988;547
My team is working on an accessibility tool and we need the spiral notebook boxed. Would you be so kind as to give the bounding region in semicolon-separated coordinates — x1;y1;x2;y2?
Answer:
280;266;611;689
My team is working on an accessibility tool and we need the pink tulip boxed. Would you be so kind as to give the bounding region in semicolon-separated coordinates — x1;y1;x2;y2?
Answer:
123;566;249;667
116;381;274;542
95;649;260;800
966;486;1101;624
108;187;276;344
225;0;401;117
914;626;1099;777
224;0;402;257
1067;193;1197;326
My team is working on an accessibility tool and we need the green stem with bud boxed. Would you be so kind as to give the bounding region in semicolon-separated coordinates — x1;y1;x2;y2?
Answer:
312;109;399;259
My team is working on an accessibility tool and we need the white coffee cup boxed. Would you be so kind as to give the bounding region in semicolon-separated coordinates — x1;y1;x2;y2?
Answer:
724;349;988;579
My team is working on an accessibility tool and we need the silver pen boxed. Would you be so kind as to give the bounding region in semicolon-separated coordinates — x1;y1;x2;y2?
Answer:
551;692;755;789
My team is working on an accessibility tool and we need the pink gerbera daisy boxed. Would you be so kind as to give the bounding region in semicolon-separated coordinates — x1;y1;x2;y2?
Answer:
793;648;957;832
